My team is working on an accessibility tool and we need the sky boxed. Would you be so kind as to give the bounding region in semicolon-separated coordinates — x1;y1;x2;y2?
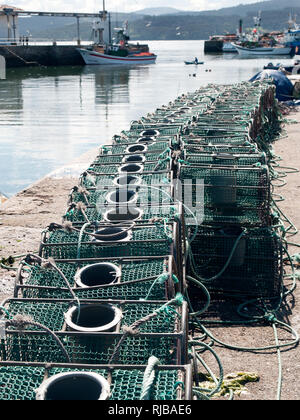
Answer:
6;0;262;14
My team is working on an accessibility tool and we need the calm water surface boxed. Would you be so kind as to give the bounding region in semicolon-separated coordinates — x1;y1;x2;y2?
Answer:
0;40;295;196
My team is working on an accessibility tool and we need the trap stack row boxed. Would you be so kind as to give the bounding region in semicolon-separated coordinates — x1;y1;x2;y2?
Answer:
0;87;221;401
0;82;284;400
179;82;284;299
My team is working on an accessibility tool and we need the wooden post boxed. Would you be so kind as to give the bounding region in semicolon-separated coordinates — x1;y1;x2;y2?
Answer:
0;55;6;80
6;15;11;41
77;16;81;46
108;13;112;45
12;15;16;43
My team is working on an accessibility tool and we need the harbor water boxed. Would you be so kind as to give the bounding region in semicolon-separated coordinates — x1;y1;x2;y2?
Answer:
0;40;295;196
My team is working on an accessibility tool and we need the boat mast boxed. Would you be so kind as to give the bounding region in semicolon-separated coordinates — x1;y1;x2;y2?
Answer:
108;12;112;45
253;10;262;40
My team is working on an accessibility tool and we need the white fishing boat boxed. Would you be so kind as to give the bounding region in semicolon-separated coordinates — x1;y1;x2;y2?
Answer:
78;48;157;65
233;43;293;57
79;22;157;66
222;42;237;53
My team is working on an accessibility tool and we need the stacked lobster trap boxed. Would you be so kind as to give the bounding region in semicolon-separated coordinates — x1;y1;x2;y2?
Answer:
0;93;210;401
178;82;285;299
0;81;286;400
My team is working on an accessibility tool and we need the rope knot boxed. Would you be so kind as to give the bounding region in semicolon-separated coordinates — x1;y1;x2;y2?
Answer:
77;187;90;197
264;313;277;323
41;257;56;270
76;202;87;212
62;221;74;233
122;325;140;336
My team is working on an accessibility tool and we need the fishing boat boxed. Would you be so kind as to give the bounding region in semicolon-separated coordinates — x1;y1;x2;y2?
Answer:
222;42;238;53
79;48;157;65
284;14;300;53
78;25;157;65
233;11;293;57
233;43;293;57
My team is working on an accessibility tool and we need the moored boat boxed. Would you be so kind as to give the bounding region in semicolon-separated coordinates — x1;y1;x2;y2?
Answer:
78;26;157;66
222;42;238;53
233;43;293;57
78;48;157;65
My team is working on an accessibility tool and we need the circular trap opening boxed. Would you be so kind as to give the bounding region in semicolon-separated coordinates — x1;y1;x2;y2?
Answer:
106;189;138;205
114;175;142;187
137;136;155;144
141;129;160;137
75;263;121;288
65;303;122;332
122;154;145;164
118;163;143;174
104;207;143;223
37;372;110;401
126;144;148;154
93;227;132;243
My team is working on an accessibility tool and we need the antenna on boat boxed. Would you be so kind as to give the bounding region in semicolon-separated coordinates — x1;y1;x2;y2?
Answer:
253;10;262;29
102;0;107;21
288;13;299;30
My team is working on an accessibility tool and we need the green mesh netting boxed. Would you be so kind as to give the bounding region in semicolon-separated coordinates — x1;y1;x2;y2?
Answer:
0;365;184;400
188;226;283;298
41;225;174;260
81;172;172;189
19;258;172;301
5;300;180;334
0;334;180;365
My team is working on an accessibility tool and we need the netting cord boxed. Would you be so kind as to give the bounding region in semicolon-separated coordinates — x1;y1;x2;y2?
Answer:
24;254;81;323
108;294;184;365
186;229;247;283
140;356;160;400
190;340;224;399
5;315;71;363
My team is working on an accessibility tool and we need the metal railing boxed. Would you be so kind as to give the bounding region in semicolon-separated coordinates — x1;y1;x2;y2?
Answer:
0;38;94;46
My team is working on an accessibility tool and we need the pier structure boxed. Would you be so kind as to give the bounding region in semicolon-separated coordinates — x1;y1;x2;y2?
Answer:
0;6;108;46
0;5;108;67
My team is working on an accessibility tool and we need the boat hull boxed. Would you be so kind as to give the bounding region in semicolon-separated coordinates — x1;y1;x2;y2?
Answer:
233;44;293;57
78;49;157;65
222;42;238;53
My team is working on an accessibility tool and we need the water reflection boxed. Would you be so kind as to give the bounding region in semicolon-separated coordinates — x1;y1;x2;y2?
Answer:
0;40;296;196
92;66;131;105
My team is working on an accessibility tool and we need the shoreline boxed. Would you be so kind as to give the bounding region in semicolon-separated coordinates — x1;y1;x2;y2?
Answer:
0;144;99;300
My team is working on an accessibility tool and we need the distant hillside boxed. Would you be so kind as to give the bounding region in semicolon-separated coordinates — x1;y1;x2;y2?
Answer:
17;1;300;41
200;0;300;16
129;7;300;41
134;7;182;16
